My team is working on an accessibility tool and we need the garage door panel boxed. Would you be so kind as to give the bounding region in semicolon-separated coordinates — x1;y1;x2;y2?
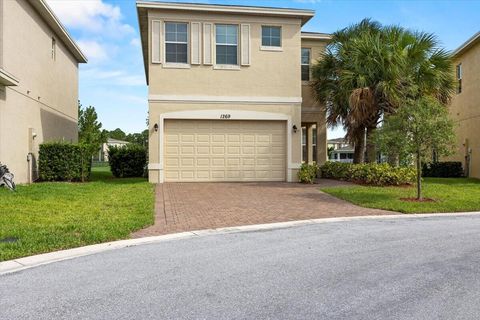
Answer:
197;134;210;143
196;146;210;155
164;120;286;182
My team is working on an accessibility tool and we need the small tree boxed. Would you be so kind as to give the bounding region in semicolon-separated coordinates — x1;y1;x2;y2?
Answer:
376;97;455;200
78;102;106;170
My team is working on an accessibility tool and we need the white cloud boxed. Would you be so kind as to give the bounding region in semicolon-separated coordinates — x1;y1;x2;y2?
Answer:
130;38;141;48
82;68;145;86
46;0;134;36
76;40;108;61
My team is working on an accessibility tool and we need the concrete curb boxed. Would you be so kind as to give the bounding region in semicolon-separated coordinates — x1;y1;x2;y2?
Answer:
2;211;480;275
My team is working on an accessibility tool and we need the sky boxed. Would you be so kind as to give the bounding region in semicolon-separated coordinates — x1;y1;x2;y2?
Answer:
46;0;480;139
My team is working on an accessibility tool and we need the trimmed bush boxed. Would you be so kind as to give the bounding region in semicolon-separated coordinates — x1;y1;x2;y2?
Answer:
422;161;463;178
39;142;90;182
320;162;416;186
108;144;147;178
298;163;320;184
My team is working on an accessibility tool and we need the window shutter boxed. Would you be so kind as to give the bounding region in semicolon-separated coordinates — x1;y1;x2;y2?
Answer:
191;22;201;65
241;24;251;66
203;23;213;65
151;20;161;64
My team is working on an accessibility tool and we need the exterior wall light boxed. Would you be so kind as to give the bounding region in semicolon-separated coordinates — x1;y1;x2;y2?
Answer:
154;123;159;132
292;125;298;133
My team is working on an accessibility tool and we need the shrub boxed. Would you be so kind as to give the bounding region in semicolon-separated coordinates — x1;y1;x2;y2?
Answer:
298;163;320;184
422;161;463;178
320;162;416;186
108;144;147;178
39;142;90;182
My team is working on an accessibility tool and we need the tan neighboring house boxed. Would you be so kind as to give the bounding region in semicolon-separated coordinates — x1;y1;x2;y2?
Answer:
447;31;480;178
0;0;87;183
137;1;330;183
96;138;130;162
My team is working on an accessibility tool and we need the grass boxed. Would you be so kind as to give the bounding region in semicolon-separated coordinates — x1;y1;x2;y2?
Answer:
321;178;480;214
0;167;155;261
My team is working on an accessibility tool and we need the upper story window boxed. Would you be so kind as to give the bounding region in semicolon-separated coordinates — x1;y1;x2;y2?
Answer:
51;37;56;61
165;22;188;64
262;26;281;48
216;24;238;65
456;63;462;94
301;48;311;81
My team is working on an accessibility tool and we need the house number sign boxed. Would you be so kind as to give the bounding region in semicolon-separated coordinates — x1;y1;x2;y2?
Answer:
220;114;231;119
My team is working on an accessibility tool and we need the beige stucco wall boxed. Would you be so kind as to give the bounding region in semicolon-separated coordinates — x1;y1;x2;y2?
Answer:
300;38;328;165
445;40;480;178
147;11;302;98
0;0;79;183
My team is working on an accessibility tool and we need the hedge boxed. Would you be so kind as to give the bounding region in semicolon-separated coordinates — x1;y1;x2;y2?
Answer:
422;161;463;178
108;144;147;178
298;163;320;184
320;162;416;186
39;142;90;182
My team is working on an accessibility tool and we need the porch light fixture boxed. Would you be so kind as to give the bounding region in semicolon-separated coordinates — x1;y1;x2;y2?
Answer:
153;123;159;132
292;125;298;133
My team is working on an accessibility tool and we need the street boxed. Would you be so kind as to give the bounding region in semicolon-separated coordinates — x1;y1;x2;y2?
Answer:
2;214;480;319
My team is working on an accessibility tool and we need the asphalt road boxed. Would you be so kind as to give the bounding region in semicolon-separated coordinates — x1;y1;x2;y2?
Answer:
2;215;480;320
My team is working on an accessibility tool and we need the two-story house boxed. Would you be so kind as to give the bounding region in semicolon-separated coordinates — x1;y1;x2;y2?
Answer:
447;31;480;178
0;0;86;183
137;1;329;183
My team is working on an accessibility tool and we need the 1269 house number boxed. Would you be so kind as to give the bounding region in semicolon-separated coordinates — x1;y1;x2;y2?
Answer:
220;114;232;119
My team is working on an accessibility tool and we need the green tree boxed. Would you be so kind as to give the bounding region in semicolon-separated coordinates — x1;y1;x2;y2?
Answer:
375;97;456;200
126;129;149;147
78;102;106;169
108;128;127;141
312;19;454;164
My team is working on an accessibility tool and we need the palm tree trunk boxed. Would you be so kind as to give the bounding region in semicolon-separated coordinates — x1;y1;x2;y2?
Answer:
353;128;365;164
416;148;422;200
365;126;377;163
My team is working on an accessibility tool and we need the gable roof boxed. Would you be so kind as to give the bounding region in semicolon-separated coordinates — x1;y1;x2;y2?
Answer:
137;1;316;84
28;0;87;63
453;31;480;57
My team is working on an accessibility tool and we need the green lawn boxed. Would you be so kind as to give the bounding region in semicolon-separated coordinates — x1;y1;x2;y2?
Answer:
0;167;155;261
321;178;480;214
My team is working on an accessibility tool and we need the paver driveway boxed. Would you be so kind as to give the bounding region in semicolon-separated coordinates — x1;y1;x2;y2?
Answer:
133;180;395;237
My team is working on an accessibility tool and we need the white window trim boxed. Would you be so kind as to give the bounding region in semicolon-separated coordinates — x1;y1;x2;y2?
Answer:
261;25;282;50
163;21;190;67
214;24;240;68
260;46;283;52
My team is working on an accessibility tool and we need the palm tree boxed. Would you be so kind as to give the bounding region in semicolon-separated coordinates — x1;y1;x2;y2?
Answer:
312;20;455;164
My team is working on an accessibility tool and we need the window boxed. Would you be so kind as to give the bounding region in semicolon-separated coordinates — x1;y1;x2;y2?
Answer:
301;48;311;81
262;26;281;47
165;22;188;64
51;37;56;60
302;126;307;163
312;125;317;163
456;63;462;94
216;24;238;65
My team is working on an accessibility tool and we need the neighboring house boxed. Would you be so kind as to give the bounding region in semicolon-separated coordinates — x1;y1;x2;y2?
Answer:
446;31;480;178
137;1;330;183
95;138;130;162
327;138;351;151
0;0;86;183
327;138;354;163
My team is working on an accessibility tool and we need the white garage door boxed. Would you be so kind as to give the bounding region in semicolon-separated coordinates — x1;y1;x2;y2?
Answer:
164;120;286;182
